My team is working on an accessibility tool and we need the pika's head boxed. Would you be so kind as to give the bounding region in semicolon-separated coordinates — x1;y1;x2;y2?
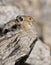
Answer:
16;15;33;24
16;15;33;30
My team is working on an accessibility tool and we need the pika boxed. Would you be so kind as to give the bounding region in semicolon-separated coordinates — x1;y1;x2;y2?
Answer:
1;15;39;37
0;15;39;65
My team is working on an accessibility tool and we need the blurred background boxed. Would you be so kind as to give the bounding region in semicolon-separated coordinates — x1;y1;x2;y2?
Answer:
0;0;51;65
0;0;51;24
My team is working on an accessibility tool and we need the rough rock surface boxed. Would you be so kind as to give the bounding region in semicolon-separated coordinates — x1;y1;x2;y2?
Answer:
26;40;51;65
0;5;24;24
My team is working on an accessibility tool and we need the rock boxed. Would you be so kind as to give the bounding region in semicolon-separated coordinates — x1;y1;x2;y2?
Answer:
26;39;51;65
0;5;24;24
42;22;51;50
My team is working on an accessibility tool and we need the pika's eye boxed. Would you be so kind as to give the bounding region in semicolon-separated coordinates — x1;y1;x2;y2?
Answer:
16;16;24;22
12;24;17;29
3;29;9;34
19;17;24;21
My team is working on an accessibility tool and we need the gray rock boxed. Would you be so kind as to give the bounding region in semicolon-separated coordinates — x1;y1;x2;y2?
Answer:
26;40;51;65
0;5;24;24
